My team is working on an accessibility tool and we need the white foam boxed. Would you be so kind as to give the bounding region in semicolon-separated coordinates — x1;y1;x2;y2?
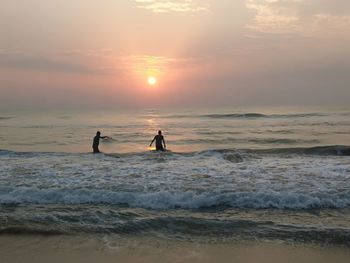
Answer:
0;151;349;209
0;187;350;209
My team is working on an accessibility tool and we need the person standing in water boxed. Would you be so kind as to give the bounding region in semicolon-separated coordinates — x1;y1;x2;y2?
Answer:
150;130;166;151
92;131;109;153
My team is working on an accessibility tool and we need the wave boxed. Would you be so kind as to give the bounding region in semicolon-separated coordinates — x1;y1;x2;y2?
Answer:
0;226;64;236
0;116;13;120
1;145;350;158
245;145;350;156
0;149;74;157
191;145;350;157
163;113;326;119
159;112;327;119
173;137;320;145
201;113;327;119
201;113;267;118
0;214;349;245
248;138;320;145
193;145;350;156
0;187;349;210
117;145;350;157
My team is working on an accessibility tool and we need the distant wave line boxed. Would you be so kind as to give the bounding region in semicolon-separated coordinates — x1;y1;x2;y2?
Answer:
1;145;350;157
160;112;328;119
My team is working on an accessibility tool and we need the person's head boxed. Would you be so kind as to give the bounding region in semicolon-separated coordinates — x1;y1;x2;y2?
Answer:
96;131;101;136
158;130;162;135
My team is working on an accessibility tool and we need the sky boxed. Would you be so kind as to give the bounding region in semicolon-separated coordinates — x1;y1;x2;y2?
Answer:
1;0;350;110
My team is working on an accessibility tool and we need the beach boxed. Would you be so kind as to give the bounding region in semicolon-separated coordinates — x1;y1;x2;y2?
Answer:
1;235;350;263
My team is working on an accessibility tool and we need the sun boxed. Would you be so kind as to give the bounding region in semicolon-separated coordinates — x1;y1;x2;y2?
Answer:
147;76;157;86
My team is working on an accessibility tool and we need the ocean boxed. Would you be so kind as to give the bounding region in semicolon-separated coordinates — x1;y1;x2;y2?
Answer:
0;107;350;246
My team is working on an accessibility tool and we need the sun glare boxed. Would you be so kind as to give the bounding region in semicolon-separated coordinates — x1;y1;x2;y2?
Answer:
147;76;157;86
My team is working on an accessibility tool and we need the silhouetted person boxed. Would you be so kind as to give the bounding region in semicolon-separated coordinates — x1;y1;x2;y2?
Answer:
92;131;109;153
150;130;166;151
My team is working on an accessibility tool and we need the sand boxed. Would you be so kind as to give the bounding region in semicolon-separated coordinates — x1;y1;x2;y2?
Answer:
0;235;349;263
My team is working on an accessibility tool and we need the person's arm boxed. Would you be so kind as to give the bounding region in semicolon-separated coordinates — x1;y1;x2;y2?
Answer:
100;136;109;139
162;137;166;149
150;136;156;147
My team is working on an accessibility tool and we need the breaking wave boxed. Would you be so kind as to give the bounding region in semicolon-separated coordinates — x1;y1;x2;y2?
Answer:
0;187;349;210
162;112;327;119
0;205;349;245
0;116;13;120
1;145;349;157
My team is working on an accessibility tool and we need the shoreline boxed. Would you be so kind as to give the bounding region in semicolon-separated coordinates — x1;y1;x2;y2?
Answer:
0;235;349;263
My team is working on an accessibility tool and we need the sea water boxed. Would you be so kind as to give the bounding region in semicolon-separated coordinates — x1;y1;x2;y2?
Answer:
0;107;350;245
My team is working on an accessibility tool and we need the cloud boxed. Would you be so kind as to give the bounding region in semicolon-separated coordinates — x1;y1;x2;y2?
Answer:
246;0;303;34
0;50;100;74
300;0;350;16
120;55;174;73
307;14;350;36
246;0;350;36
0;49;208;80
114;54;199;79
132;0;209;13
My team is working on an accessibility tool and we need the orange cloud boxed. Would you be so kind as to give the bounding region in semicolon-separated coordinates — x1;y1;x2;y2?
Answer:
133;0;209;13
246;0;350;36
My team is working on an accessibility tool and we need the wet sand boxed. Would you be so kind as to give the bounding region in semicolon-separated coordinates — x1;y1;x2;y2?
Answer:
0;235;349;263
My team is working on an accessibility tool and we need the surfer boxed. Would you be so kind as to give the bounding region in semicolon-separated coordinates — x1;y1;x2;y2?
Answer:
150;130;166;151
92;131;109;153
